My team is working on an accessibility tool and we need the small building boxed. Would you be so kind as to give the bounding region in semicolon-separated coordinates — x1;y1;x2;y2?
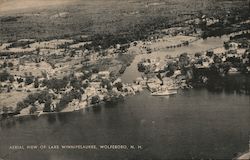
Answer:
229;42;239;50
85;87;97;97
98;71;110;79
89;82;101;89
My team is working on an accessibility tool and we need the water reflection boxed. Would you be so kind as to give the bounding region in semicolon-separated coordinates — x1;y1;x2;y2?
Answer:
206;75;250;95
0;118;16;129
30;115;39;121
92;104;102;114
57;113;70;124
47;114;57;124
0;88;249;159
17;116;25;124
104;97;124;108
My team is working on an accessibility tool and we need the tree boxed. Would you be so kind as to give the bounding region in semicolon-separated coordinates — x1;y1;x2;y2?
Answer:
3;61;7;68
179;53;190;69
7;85;11;92
114;82;123;91
25;93;39;105
44;78;68;91
9;75;15;83
2;106;8;114
224;42;230;50
213;55;222;64
37;91;51;104
55;90;81;111
8;62;14;68
91;95;100;105
82;82;89;89
195;52;202;58
165;61;177;77
70;78;81;89
34;77;39;88
25;75;34;85
29;106;37;114
36;48;40;54
101;79;112;90
137;62;146;72
0;70;10;82
109;71;117;82
92;67;99;73
16;101;28;112
17;78;24;83
206;51;214;57
43;100;52;112
70;50;76;57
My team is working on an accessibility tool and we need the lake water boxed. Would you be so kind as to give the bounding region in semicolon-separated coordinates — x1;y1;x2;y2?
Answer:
0;89;249;160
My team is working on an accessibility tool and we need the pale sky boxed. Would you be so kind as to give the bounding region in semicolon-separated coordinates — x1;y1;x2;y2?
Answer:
0;0;74;13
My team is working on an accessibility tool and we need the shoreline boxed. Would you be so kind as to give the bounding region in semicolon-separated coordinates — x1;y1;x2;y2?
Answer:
3;91;141;120
235;151;250;160
1;29;250;120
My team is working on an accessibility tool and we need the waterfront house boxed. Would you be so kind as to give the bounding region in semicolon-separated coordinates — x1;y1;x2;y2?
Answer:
229;42;239;50
147;77;162;85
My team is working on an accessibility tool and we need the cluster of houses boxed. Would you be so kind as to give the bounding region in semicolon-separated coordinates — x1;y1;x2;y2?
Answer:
0;37;138;117
195;40;249;72
136;38;250;93
185;15;220;27
0;66;143;117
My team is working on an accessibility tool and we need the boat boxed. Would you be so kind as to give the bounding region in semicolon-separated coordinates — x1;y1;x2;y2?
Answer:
151;89;177;96
228;67;240;74
168;86;179;90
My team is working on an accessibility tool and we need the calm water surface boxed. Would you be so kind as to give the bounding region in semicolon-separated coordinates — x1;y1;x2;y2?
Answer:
0;89;250;160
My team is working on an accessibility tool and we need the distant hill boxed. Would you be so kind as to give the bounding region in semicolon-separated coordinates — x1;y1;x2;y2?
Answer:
0;0;74;13
0;0;249;43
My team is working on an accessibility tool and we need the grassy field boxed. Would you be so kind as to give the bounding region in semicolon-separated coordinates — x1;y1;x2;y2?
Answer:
0;0;249;43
